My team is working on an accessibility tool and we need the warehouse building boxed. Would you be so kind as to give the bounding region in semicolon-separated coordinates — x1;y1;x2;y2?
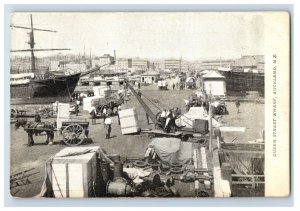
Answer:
140;70;160;84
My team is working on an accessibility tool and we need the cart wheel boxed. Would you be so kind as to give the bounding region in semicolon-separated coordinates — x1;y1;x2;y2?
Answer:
61;124;85;146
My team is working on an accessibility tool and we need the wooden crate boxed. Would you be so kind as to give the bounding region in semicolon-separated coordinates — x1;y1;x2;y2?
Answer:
193;119;209;134
56;103;70;129
83;96;103;111
118;108;140;134
46;146;99;198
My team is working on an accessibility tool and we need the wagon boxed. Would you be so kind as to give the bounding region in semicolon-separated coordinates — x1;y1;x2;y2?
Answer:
91;97;124;119
59;121;89;146
14;118;90;147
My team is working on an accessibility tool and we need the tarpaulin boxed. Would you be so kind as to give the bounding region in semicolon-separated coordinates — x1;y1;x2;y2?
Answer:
123;168;151;184
148;138;193;166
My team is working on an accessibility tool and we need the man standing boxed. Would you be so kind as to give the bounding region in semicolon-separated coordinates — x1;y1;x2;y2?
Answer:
172;83;175;90
89;106;97;125
75;100;80;116
103;106;107;124
117;105;121;125
104;115;112;139
235;97;241;114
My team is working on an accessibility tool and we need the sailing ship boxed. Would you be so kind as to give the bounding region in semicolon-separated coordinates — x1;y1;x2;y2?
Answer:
10;14;81;104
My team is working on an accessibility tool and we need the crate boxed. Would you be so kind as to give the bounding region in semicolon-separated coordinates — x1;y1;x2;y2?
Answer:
118;108;140;134
193;119;209;134
46;146;99;198
83;96;103;111
56;103;70;129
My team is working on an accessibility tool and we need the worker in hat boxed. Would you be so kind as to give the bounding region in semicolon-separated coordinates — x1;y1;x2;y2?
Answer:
75;100;80;116
104;114;112;139
89;106;97;125
102;106;107;124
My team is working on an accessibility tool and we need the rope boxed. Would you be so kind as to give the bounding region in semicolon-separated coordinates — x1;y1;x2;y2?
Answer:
48;157;64;197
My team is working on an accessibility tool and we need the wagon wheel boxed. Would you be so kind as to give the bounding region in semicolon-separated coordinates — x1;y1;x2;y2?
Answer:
61;123;85;146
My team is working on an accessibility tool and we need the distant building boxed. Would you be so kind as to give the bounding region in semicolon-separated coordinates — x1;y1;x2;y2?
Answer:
99;54;114;66
140;70;160;84
132;59;150;70
202;71;226;96
201;59;234;70
232;55;265;72
117;58;132;69
164;59;181;72
180;63;189;73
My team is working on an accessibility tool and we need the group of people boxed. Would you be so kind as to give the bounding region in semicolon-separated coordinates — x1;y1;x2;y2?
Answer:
187;93;210;112
158;108;178;133
89;104;122;139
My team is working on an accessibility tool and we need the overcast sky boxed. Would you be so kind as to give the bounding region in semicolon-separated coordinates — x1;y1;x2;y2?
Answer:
10;12;265;60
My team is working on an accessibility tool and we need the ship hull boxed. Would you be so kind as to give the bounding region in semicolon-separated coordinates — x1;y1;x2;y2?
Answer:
10;73;81;105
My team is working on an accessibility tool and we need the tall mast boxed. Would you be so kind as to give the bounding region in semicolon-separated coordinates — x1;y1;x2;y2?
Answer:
10;14;70;73
29;15;36;72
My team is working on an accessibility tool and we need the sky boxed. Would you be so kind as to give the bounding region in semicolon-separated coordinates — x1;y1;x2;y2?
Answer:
10;12;265;60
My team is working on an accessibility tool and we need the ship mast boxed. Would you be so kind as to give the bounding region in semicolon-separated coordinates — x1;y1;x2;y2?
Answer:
10;14;70;73
29;15;36;71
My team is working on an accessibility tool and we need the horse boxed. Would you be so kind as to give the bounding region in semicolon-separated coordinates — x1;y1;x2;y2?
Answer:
15;119;55;146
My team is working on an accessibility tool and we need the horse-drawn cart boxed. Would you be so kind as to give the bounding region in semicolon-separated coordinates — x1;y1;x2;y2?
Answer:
15;119;90;147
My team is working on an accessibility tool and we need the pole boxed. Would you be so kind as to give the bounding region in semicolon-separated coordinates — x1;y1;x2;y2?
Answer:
30;15;36;72
209;86;213;153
